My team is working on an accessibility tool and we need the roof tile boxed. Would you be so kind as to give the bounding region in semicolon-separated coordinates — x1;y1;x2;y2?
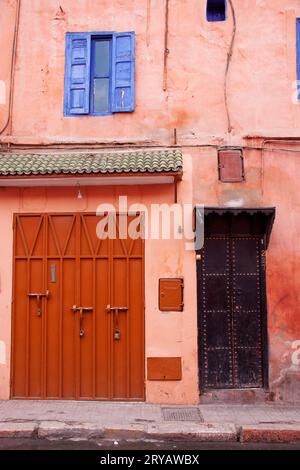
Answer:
0;150;183;177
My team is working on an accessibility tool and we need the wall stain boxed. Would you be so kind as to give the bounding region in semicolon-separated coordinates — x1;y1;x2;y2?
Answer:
271;294;290;317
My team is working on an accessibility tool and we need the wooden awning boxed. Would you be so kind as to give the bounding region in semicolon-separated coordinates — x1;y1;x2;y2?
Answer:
195;206;276;248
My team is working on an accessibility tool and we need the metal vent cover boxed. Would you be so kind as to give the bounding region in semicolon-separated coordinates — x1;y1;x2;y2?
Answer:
162;407;203;422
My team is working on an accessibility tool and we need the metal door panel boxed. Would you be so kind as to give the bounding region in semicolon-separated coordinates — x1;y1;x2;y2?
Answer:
205;310;231;349
234;310;261;348
235;348;262;387
206;350;233;388
61;259;77;398
205;277;229;310
112;257;128;399
79;259;94;399
45;259;61;398
12;213;144;400
234;276;260;310
95;258;110;398
233;238;258;273
204;238;228;273
198;234;267;391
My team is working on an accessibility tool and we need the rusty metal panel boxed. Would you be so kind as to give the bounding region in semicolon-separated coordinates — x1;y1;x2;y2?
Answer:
159;278;184;311
218;149;244;182
147;357;182;380
12;213;145;400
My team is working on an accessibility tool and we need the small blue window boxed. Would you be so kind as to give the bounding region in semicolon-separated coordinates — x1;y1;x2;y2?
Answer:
64;32;135;116
207;0;226;22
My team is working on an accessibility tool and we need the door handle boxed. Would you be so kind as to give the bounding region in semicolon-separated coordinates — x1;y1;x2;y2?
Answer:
27;290;50;316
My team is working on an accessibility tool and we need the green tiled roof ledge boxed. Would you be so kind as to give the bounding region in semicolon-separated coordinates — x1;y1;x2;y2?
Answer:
0;149;183;177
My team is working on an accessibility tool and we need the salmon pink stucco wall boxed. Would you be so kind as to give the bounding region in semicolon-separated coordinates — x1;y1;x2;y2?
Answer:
0;153;199;404
192;145;300;402
2;0;300;144
0;0;299;403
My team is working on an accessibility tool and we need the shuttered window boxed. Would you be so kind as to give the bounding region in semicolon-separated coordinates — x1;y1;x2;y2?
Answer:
64;32;135;116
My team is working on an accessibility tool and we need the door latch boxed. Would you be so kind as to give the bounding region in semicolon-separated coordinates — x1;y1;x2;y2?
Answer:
106;305;128;341
27;290;50;316
106;305;128;313
71;305;93;338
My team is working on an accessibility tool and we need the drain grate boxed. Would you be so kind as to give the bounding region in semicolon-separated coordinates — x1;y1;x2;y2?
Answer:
162;407;203;422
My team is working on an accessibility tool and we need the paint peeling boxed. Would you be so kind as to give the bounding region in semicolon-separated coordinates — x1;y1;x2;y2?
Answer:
271;339;300;391
291;340;300;366
223;198;244;207
120;89;125;108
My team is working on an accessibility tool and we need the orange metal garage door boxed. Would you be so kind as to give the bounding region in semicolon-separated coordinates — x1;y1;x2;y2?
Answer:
11;213;145;400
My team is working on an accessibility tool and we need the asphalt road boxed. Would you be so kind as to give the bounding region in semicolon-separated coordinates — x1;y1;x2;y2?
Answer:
0;438;299;450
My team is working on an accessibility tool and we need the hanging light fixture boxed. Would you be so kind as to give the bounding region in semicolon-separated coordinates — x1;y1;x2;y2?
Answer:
77;182;82;199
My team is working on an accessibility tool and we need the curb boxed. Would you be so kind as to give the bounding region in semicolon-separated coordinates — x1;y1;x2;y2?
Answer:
146;423;237;442
37;422;105;440
240;424;300;443
37;421;238;442
0;421;238;442
0;421;37;438
1;421;300;443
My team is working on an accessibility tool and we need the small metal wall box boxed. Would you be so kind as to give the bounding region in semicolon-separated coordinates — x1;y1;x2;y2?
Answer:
159;278;184;311
218;149;244;182
147;357;182;380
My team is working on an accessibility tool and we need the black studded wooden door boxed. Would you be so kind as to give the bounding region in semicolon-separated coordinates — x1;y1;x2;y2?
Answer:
197;235;268;390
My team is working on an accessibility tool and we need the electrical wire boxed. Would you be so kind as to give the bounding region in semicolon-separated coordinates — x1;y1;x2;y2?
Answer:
224;0;236;134
0;0;21;135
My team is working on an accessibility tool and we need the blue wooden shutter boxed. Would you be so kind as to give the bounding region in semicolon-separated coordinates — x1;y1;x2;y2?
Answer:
64;33;91;115
111;32;135;113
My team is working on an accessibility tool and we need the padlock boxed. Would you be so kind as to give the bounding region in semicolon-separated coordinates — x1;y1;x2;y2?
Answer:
114;328;121;340
80;329;84;337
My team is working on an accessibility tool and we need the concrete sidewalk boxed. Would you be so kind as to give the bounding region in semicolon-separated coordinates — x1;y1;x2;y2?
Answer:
0;401;300;443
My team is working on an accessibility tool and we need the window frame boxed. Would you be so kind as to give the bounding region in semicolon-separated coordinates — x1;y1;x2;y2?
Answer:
64;31;135;117
89;34;113;116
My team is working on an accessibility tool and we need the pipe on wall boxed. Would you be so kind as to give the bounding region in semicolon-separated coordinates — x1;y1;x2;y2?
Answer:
224;0;236;134
163;0;169;91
